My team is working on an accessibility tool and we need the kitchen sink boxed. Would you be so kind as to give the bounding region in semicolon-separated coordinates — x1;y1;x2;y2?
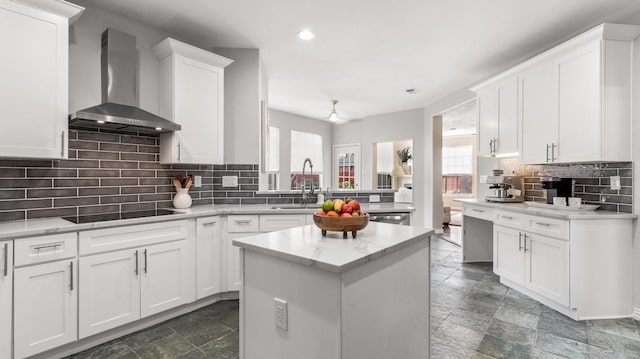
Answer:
270;205;314;210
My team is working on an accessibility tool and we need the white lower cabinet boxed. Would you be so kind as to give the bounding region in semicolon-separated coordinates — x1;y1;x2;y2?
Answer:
79;240;189;338
259;214;306;232
196;216;224;299
79;249;140;339
225;233;247;292
493;226;524;285
14;259;77;359
1;241;13;359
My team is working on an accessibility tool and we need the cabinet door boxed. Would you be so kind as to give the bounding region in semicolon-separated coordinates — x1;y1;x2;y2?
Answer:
79;250;140;339
495;77;518;154
525;233;570;306
226;233;251;292
0;1;68;159
493;225;524;285
141;240;190;317
173;55;224;164
555;42;600;163
14;259;77;359
0;242;12;359
196;217;224;299
476;86;497;156
519;61;557;164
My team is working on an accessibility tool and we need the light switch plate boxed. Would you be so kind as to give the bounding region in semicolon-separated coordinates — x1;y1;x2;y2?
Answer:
479;175;488;184
274;298;288;331
610;176;621;190
222;176;238;187
194;175;202;188
369;194;380;203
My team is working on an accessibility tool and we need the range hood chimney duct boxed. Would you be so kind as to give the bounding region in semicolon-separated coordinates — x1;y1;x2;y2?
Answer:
69;29;180;134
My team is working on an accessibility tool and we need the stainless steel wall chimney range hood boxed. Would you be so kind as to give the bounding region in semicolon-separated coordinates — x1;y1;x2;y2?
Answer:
69;29;180;134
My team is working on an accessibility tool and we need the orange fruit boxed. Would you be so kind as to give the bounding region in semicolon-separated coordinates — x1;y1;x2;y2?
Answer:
316;210;326;216
327;211;339;217
340;212;352;217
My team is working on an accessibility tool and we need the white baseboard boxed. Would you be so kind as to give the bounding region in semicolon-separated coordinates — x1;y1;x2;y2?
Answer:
633;307;640;320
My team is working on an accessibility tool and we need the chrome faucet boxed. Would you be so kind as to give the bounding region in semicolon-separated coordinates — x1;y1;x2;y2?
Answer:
301;158;314;204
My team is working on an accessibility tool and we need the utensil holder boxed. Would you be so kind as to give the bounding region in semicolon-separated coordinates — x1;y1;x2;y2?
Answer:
173;188;192;209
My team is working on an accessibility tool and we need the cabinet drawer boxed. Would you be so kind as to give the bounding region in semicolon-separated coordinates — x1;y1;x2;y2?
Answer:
494;210;525;229
524;215;569;240
79;220;188;255
462;204;494;221
260;214;306;232
227;215;259;233
14;232;77;266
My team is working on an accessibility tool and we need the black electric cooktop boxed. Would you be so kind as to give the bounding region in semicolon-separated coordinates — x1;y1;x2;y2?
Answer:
63;209;179;224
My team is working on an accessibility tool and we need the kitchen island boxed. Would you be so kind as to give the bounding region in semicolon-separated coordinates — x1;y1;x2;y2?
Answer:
233;222;433;359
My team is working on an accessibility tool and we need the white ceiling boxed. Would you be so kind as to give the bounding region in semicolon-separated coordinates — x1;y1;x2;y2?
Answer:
83;0;640;122
442;100;477;138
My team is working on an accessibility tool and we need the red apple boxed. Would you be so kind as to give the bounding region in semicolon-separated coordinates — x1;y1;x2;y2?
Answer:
349;200;360;211
341;203;353;214
341;212;352;217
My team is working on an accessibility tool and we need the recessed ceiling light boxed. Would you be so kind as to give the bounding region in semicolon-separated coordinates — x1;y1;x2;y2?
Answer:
155;127;162;131
297;30;316;40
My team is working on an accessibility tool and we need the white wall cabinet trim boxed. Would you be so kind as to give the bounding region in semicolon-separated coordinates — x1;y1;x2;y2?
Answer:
0;241;13;359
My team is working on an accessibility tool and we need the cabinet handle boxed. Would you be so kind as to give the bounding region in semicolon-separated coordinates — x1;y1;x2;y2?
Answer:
61;131;65;157
234;220;252;224
3;243;7;277
551;143;557;162
524;234;529;252
535;222;551;227
144;249;148;274
177;142;181;162
493;138;498;153
69;261;74;291
518;232;523;251
471;208;484;213
502;215;513;220
33;243;62;251
135;250;139;275
489;140;493;153
546;144;550;162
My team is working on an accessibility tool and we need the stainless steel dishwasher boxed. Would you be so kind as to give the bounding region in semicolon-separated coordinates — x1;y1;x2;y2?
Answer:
369;212;411;225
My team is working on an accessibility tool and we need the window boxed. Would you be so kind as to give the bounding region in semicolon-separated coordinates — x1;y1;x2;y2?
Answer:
290;130;323;190
442;145;473;194
267;126;279;190
333;144;360;190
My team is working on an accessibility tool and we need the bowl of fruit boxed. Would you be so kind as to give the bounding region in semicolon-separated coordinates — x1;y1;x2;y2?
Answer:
314;198;368;238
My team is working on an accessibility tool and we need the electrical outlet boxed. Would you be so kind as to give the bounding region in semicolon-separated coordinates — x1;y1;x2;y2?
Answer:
274;298;288;331
222;176;238;187
479;175;488;184
194;175;202;188
369;194;380;203
610;176;621;190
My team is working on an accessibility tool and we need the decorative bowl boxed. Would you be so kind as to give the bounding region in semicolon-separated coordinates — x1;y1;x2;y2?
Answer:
313;213;369;238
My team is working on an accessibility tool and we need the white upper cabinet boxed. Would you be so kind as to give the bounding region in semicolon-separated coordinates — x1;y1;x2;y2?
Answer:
474;76;518;156
474;23;640;164
0;0;83;159
154;38;233;164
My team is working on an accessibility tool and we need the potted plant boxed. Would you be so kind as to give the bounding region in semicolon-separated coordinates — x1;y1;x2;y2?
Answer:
397;147;412;174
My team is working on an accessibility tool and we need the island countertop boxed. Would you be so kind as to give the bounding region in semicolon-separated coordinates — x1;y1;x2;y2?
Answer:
232;222;433;273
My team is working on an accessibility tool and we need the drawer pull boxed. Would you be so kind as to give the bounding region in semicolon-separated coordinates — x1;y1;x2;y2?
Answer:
33;243;63;251
535;222;551;227
471;209;484;213
234;220;252;224
3;243;7;277
502;215;514;220
69;261;74;291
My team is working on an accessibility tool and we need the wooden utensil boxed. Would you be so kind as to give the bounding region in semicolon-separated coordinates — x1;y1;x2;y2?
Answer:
184;176;193;189
173;178;182;189
175;174;183;186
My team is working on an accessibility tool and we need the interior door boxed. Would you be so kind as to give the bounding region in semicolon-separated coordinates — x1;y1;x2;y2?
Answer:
333;144;361;190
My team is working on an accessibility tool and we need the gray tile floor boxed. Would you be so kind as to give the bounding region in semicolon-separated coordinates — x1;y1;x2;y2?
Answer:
431;235;640;358
68;236;640;359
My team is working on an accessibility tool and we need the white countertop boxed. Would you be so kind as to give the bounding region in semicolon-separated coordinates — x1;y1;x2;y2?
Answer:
232;222;433;273
0;202;415;240
455;199;637;220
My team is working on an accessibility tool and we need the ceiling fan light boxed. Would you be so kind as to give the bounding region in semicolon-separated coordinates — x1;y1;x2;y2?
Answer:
297;30;316;40
328;100;340;122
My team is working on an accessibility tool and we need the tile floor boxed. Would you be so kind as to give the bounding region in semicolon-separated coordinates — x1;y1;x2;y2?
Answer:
67;236;640;359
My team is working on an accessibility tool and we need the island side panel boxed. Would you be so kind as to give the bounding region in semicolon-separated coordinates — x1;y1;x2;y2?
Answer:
341;238;430;359
241;249;341;359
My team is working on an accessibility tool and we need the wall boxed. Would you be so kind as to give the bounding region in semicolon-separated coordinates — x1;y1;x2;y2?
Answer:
214;48;261;164
333;108;425;224
268;109;333;191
